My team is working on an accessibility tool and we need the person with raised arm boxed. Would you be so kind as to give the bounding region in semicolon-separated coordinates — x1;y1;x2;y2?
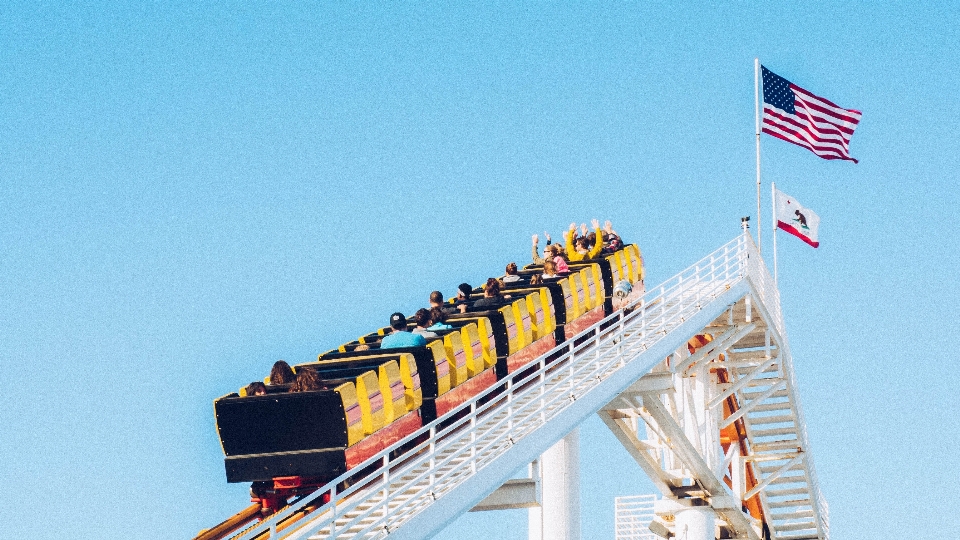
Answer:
565;219;604;262
531;231;553;265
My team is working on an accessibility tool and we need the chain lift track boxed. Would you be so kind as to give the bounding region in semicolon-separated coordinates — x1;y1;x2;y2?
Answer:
219;233;827;540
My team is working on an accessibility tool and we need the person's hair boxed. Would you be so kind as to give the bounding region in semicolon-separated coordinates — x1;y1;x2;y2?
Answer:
483;278;501;297
505;262;518;275
529;274;543;285
246;381;267;396
414;308;432;328
429;306;447;325
543;260;557;275
355;343;371;351
270;360;296;385
575;238;588;250
458;283;473;298
586;232;597;246
292;368;323;392
429;290;443;305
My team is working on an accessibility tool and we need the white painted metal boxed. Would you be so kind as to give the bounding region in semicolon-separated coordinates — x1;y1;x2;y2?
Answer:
222;232;826;540
675;506;717;540
614;495;657;540
529;429;580;540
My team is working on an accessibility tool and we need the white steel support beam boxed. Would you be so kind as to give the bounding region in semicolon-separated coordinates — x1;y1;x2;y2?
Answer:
640;395;761;540
672;325;740;374
720;379;786;429
677;323;757;376
597;410;680;496
707;357;778;410
529;429;581;540
743;455;804;501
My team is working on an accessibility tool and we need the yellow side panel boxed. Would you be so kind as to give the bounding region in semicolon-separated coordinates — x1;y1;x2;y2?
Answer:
444;330;469;387
475;317;497;369
355;370;385;436
577;269;593;310
335;382;364;447
606;253;623;284
627;245;644;282
525;293;542;340
428;341;452;396
397;353;423;411
539;288;556;334
570;272;587;316
616;251;630;286
460;323;486;378
583;264;602;308
560;278;578;320
513;298;534;346
377;360;406;424
500;304;520;355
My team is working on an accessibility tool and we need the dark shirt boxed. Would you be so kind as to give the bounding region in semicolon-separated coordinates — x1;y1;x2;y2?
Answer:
471;296;501;310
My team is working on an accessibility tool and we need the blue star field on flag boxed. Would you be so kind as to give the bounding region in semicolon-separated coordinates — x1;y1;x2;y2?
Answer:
761;66;795;114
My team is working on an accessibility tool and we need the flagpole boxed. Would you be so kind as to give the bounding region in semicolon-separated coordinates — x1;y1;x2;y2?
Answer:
755;57;762;255
772;181;779;287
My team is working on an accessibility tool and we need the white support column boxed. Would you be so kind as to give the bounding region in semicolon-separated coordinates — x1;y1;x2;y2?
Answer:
675;506;717;540
529;429;581;540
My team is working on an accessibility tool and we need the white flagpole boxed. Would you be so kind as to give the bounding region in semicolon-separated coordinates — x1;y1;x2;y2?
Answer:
772;181;779;286
755;58;762;254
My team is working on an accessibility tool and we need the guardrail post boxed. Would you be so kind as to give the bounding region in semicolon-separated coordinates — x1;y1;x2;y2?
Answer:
471;401;477;474
429;426;436;489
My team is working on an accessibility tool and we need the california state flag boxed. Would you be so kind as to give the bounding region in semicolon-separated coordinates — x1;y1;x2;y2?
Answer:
774;188;820;248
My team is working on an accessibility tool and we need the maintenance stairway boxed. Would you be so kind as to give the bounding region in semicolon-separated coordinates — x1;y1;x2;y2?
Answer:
228;233;828;540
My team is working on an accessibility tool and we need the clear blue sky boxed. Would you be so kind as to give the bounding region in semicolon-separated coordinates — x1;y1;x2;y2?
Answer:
2;3;958;539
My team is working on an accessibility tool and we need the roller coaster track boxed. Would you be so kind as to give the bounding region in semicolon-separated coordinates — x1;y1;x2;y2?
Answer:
224;232;827;540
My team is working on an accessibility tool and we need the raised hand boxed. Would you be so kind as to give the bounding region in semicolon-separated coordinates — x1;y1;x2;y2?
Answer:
532;234;539;244
604;220;613;234
591;218;600;230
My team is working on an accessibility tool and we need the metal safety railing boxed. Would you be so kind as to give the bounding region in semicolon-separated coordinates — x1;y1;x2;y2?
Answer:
614;495;658;540
227;232;825;540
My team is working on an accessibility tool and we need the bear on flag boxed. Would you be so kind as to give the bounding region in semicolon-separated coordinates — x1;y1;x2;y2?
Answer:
774;188;820;248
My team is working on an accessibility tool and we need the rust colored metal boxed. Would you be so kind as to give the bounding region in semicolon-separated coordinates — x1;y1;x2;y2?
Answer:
193;502;263;540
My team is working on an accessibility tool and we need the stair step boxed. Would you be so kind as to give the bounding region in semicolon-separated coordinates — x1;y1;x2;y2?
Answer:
771;510;815;521
744;377;784;387
758;462;804;475
747;414;795;425
751;427;797;438
774;521;818;532
765;487;809;498
741;388;788;400
750;439;800;452
746;401;793;413
769;475;808;486
768;497;811;508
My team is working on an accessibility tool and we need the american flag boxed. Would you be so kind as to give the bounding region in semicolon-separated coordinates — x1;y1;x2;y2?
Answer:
761;65;862;163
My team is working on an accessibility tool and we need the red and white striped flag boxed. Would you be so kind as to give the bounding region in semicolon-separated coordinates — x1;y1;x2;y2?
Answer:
774;187;820;248
761;66;862;163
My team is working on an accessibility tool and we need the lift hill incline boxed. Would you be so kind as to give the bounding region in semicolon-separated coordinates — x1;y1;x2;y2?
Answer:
203;232;827;540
